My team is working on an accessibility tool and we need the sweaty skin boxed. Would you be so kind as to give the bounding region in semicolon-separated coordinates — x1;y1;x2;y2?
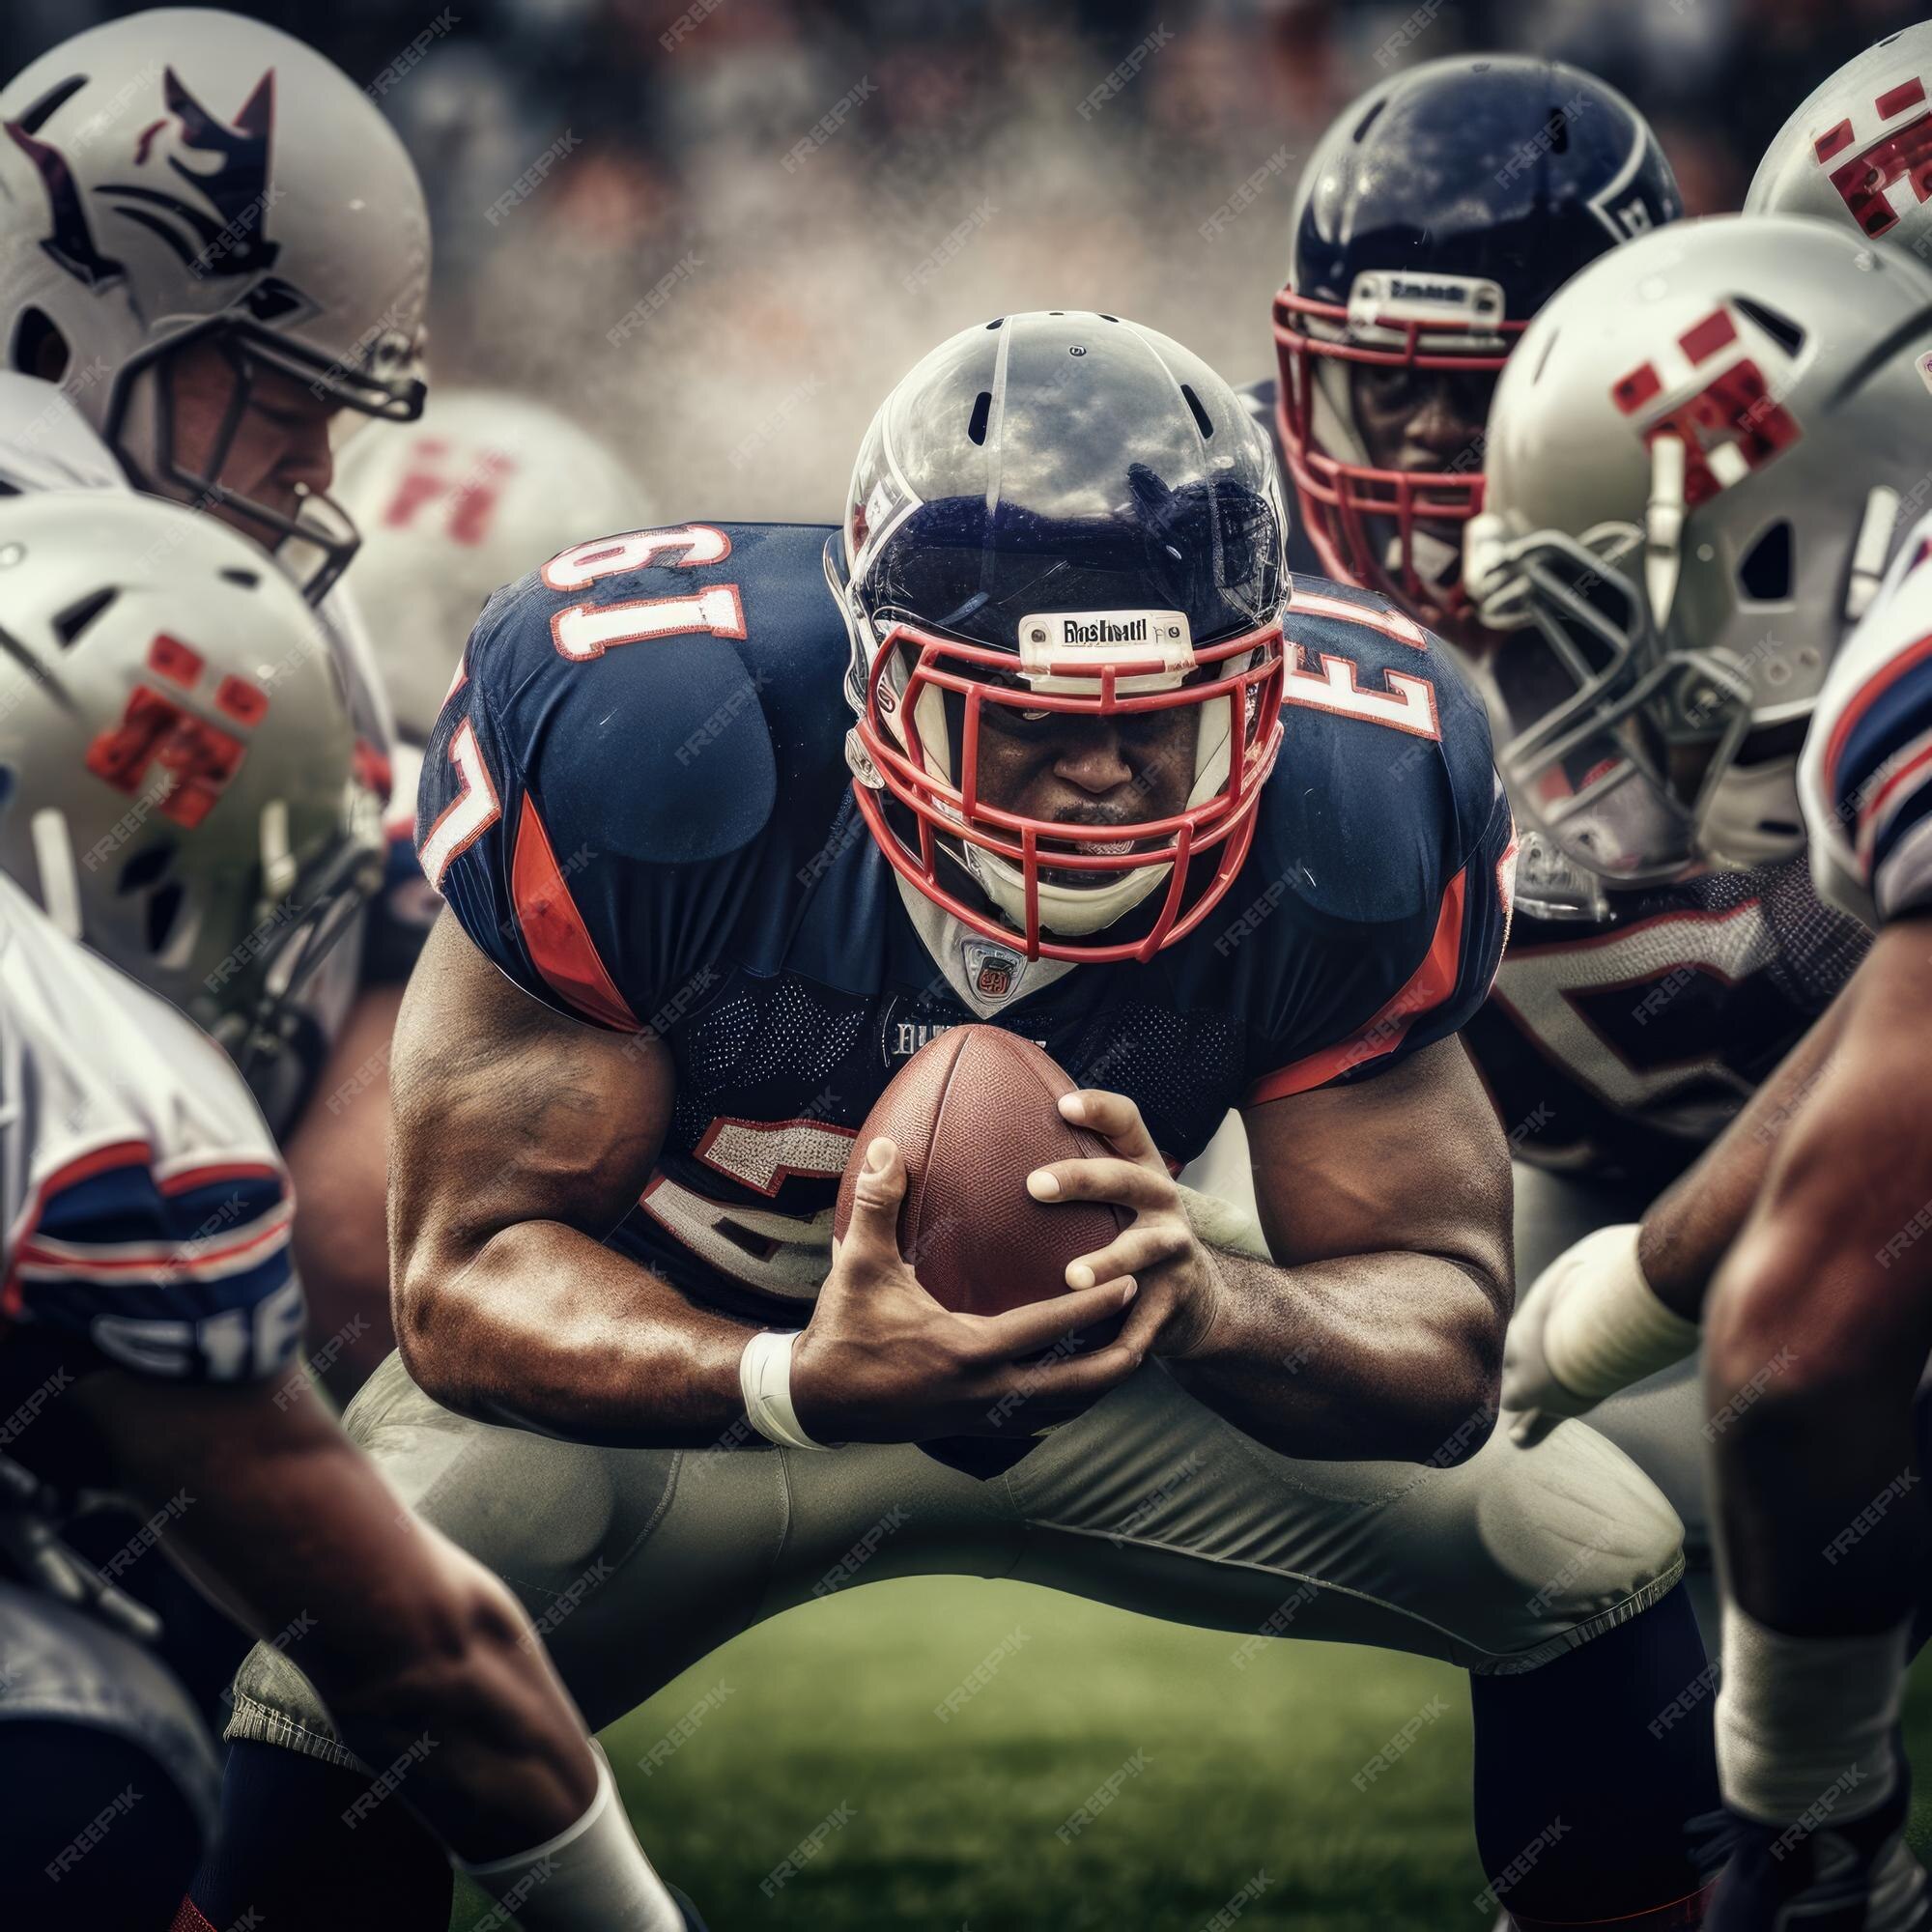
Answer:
1702;918;1932;1634
1035;1037;1512;1462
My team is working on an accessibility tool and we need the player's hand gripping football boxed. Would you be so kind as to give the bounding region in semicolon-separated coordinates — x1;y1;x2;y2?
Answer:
791;1136;1144;1443
1026;1089;1232;1364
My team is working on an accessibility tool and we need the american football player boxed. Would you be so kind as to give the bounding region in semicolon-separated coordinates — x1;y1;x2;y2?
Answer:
192;313;1720;1932
1477;209;1932;1452
0;498;700;1931
0;8;438;1390
1479;208;1932;1419
1252;53;1681;647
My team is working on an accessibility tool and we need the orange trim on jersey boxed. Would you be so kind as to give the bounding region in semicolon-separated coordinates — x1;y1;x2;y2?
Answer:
1243;864;1468;1105
1821;629;1932;797
510;793;640;1031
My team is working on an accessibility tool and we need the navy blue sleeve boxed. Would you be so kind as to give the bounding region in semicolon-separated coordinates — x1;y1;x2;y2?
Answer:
1233;582;1515;1104
415;524;781;1030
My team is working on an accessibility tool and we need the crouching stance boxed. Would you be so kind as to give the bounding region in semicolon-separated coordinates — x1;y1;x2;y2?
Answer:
197;314;1719;1929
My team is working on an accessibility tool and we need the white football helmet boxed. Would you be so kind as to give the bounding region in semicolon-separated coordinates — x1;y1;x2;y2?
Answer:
1465;213;1932;891
1748;24;1932;260
332;390;645;743
0;9;431;600
0;491;383;1096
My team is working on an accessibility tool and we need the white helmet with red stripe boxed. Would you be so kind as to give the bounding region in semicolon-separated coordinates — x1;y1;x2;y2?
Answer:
0;491;382;1095
1748;24;1932;260
333;389;645;744
1464;213;1932;891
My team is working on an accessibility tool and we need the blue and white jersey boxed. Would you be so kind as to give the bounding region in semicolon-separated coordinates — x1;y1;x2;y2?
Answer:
1802;511;1932;931
419;521;1514;1318
0;872;303;1382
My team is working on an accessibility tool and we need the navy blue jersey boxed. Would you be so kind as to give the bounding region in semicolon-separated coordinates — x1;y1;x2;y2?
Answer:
418;522;1512;1316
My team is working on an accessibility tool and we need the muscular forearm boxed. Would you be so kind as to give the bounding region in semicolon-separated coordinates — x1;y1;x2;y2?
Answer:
400;1223;757;1446
1173;1241;1503;1463
1638;997;1849;1321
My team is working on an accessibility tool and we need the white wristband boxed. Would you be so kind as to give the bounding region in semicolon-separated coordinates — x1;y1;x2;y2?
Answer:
1543;1223;1700;1403
739;1327;833;1451
455;1741;687;1930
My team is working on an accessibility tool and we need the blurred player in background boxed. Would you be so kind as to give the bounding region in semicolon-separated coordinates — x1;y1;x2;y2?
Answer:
1487;16;1932;1632
296;390;647;1370
334;388;646;757
1251;54;1681;649
0;7;436;1391
0;492;696;1932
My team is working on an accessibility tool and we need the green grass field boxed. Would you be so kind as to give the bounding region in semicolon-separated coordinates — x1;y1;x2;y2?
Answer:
447;1577;1932;1931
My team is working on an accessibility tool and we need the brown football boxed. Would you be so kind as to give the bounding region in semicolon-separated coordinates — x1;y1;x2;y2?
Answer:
834;1024;1127;1334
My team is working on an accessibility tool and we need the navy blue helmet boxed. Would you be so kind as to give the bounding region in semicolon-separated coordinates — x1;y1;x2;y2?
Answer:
832;311;1290;962
1272;55;1681;642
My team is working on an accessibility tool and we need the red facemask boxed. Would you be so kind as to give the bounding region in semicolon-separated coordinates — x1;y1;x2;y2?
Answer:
1272;279;1525;639
851;616;1287;964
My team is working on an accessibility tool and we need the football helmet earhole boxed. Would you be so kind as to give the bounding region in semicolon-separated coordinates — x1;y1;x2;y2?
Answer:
11;306;67;383
118;843;175;895
144;878;185;954
1737;522;1794;603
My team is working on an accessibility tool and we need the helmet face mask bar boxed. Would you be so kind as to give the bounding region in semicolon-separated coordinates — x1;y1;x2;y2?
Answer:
1272;276;1523;631
846;605;1286;964
1476;516;1754;886
114;320;424;607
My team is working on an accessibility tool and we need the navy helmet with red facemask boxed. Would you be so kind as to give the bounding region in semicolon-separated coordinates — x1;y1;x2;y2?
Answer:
831;311;1289;965
1272;55;1680;643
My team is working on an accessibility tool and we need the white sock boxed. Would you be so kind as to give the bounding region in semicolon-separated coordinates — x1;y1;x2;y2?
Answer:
1716;1600;1908;1827
455;1741;685;1930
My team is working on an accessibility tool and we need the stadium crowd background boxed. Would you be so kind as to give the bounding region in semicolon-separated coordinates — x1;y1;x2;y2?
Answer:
0;0;1920;558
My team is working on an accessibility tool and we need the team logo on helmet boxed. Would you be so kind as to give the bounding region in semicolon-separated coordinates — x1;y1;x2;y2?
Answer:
5;77;126;289
108;66;281;278
1609;303;1803;507
1810;74;1932;240
6;65;283;292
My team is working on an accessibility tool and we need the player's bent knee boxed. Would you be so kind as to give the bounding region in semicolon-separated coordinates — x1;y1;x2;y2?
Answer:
1440;1413;1686;1671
